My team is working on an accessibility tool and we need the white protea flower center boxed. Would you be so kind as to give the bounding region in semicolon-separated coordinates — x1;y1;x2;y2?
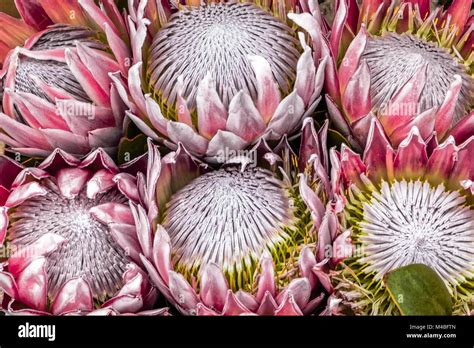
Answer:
14;26;102;104
8;180;131;300
363;33;473;123
163;166;298;287
359;180;474;286
147;2;299;109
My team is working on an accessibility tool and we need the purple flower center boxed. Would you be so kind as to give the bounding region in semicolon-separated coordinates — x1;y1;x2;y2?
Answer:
362;33;473;124
147;2;299;110
8;179;131;301
162;166;296;288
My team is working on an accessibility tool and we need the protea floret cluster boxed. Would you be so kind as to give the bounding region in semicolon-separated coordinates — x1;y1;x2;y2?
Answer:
116;0;326;162
0;148;169;315
294;0;474;150
131;119;352;315
330;118;474;315
0;0;132;157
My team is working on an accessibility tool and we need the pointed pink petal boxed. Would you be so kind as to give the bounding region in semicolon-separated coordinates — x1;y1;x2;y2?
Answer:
169;271;199;311
109;223;142;265
0;271;19;299
449;111;474;145
299;247;318;288
330;0;348;60
325;95;351;138
16;257;48;312
38;148;80;173
205;130;247;158
342;60;371;124
76;42;119;93
390;107;437;147
40;128;90;156
256;251;276;302
9;91;69;130
363;118;395;182
90;202;134;225
200;263;229;312
195;304;219;316
167;121;209;156
8;233;67;277
317;210;338;261
152;225;171;285
226;91;266;142
294;46;316;107
113;173;139;202
299;174;325;229
248;55;280;122
0;112;50;150
86;169;115;199
332;229;354;265
256;291;278;315
102;294;144;314
51;278;94;315
425;137;457;184
222;290;253;316
450;137;474;182
267;91;305;137
278;278;311;310
393;127;428;179
340;144;367;188
445;0;471;32
274;293;303;316
145;95;168;136
312;260;333;293
87;127;122;150
339;24;368;95
382;63;427;123
5;181;47;208
0;206;7;244
57;167;91;198
80;147;118;173
130;203;152;260
65;48;110;107
435;75;462;139
196;74;228;139
235;290;259;312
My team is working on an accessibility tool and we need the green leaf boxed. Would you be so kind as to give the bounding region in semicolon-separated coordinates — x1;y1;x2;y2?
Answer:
117;133;148;165
384;264;453;316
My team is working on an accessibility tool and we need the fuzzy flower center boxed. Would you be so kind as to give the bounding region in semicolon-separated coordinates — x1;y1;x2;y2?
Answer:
14;26;102;106
359;180;474;285
147;2;299;111
363;33;473;124
163;166;300;290
8;180;131;301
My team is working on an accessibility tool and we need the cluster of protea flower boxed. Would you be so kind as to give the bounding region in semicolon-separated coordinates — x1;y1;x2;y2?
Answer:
0;0;472;316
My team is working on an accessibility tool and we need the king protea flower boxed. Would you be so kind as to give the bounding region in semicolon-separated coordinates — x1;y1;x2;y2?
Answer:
330;118;474;315
130;119;352;316
0;148;167;315
294;0;473;150
0;0;132;157
115;0;326;162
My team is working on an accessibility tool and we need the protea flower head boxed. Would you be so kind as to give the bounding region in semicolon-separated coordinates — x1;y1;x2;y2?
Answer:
294;0;473;150
131;119;352;315
330;118;474;315
116;0;326;162
0;0;133;157
0;148;168;315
